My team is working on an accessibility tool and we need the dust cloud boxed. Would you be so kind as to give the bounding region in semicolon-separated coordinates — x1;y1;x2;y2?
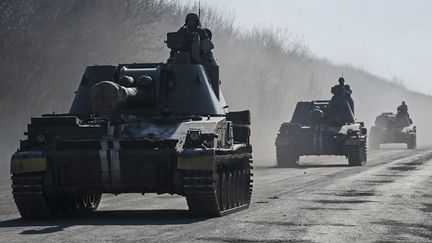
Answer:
0;0;431;177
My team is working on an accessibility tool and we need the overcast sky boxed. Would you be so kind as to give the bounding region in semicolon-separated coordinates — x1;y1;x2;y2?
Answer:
181;0;432;95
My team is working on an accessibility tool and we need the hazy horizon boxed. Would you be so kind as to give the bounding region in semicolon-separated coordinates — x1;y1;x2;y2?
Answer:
181;0;432;95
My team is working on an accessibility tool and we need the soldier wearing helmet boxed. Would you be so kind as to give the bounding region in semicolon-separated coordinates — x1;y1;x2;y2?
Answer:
184;13;202;32
330;77;355;124
395;101;411;127
167;13;220;98
331;77;354;114
397;101;408;115
331;77;352;97
169;13;214;59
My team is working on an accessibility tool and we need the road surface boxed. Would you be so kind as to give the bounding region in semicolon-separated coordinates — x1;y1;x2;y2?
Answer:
1;146;432;242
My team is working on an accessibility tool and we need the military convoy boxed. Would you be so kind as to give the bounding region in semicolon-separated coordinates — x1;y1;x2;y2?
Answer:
10;12;419;221
275;78;367;167
369;102;416;149
10;13;253;219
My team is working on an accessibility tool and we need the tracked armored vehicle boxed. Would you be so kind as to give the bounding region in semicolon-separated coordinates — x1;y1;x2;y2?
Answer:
275;78;367;167
369;112;416;149
11;26;252;219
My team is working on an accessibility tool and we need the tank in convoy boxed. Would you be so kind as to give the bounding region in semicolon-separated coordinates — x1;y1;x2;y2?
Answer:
275;77;367;167
369;102;416;149
10;13;253;219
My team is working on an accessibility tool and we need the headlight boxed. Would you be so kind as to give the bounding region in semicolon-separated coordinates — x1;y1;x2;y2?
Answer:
36;134;46;143
188;130;201;141
184;130;214;149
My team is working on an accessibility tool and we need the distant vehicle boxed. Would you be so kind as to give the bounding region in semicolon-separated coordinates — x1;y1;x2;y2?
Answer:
10;13;253;219
369;103;416;149
275;78;367;167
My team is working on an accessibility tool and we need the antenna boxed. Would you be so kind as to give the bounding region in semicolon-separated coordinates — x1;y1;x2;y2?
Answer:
198;1;201;19
341;72;344;78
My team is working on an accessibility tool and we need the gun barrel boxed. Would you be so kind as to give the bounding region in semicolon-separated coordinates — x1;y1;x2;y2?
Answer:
90;81;140;115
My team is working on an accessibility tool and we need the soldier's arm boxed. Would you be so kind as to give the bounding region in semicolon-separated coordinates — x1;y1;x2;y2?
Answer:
345;85;352;95
331;86;336;94
198;28;214;53
198;28;210;40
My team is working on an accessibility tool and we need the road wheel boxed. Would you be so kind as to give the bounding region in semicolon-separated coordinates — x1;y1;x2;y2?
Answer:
276;146;299;168
82;193;102;212
74;194;83;210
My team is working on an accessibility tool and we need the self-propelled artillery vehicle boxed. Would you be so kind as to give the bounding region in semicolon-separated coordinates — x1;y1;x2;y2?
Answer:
275;78;367;167
10;27;253;219
369;109;416;149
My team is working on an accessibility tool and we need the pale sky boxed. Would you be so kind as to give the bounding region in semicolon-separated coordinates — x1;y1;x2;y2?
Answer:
180;0;432;95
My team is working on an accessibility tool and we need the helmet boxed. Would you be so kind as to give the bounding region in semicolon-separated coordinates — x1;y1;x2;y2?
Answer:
185;13;200;28
338;77;345;85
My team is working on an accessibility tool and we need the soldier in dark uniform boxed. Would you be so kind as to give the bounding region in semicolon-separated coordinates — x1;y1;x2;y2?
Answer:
331;77;352;95
330;77;355;124
395;101;411;127
397;101;408;116
169;13;214;60
331;77;354;114
167;13;220;98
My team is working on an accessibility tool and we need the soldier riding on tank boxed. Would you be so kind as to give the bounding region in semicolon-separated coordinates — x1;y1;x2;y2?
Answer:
169;13;214;63
167;13;220;98
394;101;411;128
330;77;355;124
397;101;409;118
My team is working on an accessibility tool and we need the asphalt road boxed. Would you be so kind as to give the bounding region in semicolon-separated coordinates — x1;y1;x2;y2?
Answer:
1;146;432;242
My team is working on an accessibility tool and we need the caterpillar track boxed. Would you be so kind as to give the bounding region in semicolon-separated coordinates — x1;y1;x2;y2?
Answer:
12;174;51;219
183;159;253;217
12;172;102;219
347;142;367;166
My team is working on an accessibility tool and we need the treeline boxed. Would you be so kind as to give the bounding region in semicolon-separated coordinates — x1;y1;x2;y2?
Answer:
0;0;430;167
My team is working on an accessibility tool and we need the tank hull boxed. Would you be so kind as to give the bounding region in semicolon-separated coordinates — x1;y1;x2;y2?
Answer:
276;123;367;168
276;125;354;156
11;116;253;218
369;125;416;149
11;144;252;194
